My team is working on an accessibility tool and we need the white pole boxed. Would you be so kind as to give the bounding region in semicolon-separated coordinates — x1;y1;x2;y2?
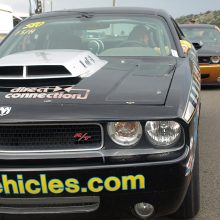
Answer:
43;0;45;12
113;0;116;7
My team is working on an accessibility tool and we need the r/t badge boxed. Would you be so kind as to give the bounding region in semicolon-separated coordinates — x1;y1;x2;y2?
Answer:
73;133;92;141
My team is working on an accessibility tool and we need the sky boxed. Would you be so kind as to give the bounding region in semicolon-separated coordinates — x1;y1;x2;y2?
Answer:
0;0;220;18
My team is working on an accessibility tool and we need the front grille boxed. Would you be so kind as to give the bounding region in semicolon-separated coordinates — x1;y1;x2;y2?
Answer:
0;124;103;152
201;73;210;79
198;56;210;64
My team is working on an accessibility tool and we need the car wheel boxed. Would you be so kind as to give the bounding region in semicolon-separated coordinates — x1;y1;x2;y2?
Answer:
174;141;200;218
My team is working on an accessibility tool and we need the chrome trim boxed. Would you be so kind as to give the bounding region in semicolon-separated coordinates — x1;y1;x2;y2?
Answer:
0;147;190;172
0;123;104;154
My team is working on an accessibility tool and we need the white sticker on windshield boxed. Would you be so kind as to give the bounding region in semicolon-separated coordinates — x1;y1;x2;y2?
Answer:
171;49;179;57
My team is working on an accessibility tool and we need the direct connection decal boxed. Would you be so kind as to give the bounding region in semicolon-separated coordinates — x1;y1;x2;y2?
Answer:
5;86;90;100
0;174;146;196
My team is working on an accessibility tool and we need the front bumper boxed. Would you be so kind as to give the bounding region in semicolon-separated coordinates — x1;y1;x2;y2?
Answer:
0;146;191;218
200;64;220;84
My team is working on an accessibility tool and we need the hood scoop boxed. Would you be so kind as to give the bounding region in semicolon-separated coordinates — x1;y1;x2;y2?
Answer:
0;50;107;80
0;65;72;78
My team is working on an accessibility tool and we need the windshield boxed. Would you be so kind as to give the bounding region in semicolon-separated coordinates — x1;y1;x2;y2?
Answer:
181;26;220;43
0;14;177;58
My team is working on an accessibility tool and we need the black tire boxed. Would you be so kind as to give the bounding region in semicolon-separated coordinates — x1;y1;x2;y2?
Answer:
174;142;200;219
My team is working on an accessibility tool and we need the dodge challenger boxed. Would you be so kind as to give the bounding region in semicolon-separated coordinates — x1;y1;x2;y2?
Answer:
0;7;201;220
180;24;220;85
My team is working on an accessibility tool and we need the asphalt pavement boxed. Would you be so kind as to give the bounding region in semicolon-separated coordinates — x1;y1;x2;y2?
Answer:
1;87;220;220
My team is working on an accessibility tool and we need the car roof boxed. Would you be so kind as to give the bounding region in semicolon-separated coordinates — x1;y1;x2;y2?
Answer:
29;7;171;20
179;24;216;28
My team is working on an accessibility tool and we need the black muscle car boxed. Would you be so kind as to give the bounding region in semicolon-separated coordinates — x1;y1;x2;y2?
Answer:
180;24;220;85
0;7;201;220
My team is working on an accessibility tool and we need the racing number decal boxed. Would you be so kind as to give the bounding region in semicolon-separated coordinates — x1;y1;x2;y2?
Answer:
15;21;45;36
23;22;45;29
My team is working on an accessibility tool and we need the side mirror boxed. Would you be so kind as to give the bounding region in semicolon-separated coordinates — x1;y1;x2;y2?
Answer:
192;41;203;50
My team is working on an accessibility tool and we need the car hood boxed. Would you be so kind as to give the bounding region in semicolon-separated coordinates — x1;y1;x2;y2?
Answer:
0;50;176;107
198;42;220;56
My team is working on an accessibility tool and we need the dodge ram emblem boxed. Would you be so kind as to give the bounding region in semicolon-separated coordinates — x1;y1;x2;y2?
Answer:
0;106;12;116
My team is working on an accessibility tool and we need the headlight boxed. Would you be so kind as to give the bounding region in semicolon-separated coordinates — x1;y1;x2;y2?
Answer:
210;56;220;64
107;121;142;146
145;121;182;147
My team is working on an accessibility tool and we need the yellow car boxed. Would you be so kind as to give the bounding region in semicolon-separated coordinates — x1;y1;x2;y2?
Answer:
180;24;220;85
